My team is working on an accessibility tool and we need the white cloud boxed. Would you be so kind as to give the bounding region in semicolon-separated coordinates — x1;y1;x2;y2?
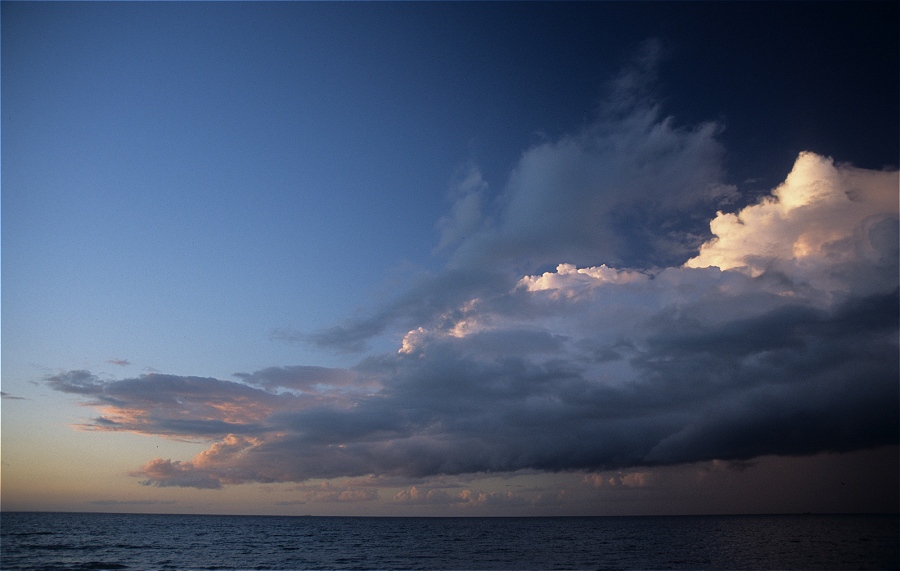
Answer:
687;152;899;298
517;263;648;295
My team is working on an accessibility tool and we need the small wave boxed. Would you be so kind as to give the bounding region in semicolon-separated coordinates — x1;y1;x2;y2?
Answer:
22;543;102;551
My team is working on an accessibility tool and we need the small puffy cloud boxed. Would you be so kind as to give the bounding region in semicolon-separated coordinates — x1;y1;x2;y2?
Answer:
279;481;380;504
584;471;655;488
518;263;648;295
107;359;131;367
393;486;456;505
393;486;529;508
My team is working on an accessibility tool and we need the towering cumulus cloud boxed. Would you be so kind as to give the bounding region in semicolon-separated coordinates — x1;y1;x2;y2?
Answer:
47;53;898;489
687;151;898;295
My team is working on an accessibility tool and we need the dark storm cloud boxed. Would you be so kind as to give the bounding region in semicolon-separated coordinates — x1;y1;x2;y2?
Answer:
637;291;900;464
47;149;898;488
47;289;898;488
46;51;898;489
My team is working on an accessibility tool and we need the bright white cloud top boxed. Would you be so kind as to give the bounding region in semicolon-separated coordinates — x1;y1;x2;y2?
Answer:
688;152;899;294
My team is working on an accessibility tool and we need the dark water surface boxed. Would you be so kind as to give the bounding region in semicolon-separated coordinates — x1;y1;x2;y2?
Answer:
1;512;897;570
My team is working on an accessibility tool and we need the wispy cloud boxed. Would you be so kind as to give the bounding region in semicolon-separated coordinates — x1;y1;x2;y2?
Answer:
46;51;898;490
303;43;737;353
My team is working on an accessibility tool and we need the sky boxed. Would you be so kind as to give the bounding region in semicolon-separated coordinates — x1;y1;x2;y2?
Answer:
2;1;898;517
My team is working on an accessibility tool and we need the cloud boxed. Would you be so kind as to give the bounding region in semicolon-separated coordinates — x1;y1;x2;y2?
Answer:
448;110;732;272
91;367;375;435
275;481;380;504
1;391;25;400
46;50;898;490
107;359;131;367
584;470;656;488
89;499;177;506
304;267;509;353
132;458;224;489
299;43;736;354
393;486;529;508
686;152;899;297
46;370;108;395
435;165;489;252
233;365;373;393
445;41;736;274
48;152;897;488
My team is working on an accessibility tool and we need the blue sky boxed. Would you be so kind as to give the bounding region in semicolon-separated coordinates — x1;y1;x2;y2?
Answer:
2;2;898;516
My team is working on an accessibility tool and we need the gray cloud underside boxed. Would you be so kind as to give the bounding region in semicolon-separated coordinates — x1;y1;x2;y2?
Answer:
46;286;898;488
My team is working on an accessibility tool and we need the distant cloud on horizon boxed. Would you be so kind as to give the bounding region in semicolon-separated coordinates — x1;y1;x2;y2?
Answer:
88;499;177;506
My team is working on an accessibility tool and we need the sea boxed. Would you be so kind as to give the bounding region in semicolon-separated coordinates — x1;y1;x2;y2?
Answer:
1;512;897;571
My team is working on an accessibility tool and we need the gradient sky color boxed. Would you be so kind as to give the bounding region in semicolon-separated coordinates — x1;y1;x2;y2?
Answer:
2;2;898;516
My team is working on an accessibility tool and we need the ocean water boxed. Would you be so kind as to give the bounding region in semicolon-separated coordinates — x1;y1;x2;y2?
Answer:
1;512;897;570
